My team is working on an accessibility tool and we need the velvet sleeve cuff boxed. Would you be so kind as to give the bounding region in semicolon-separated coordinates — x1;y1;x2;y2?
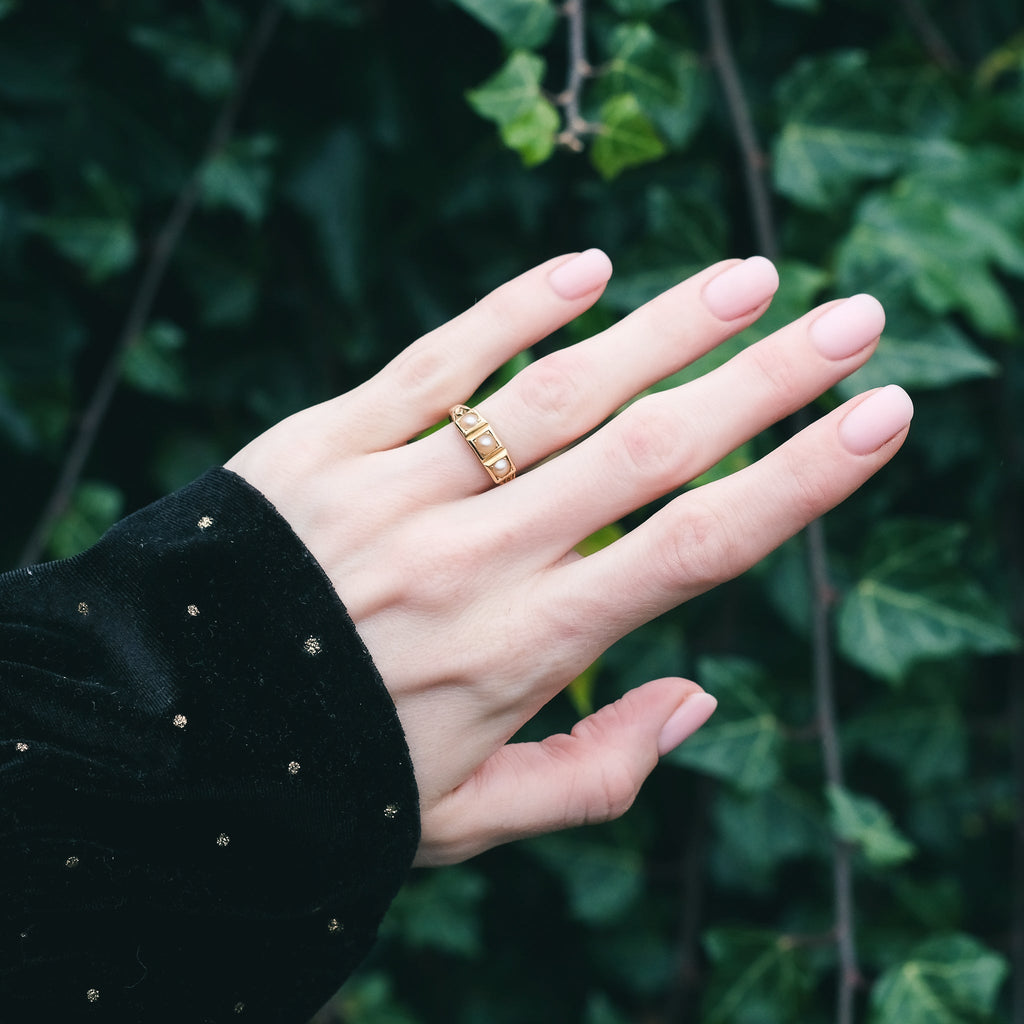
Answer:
0;467;420;1022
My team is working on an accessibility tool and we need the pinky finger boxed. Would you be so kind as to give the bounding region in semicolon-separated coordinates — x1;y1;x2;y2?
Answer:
414;679;717;866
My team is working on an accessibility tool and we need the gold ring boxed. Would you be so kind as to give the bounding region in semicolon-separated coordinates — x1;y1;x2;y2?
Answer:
449;404;517;484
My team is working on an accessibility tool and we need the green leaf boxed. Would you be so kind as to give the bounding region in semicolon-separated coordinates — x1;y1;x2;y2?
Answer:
834;314;999;398
773;52;924;208
826;783;915;867
665;657;782;792
129;25;235;98
286;127;367;304
47;481;125;560
845;701;967;791
606;0;676;13
331;973;420;1024
467;51;559;167
590;93;667;180
33;215;137;282
837;154;1024;337
837;520;1018;682
528;836;643;924
602;23;707;148
712;785;825;893
702;929;813;1024
380;867;486;957
121;321;187;399
199;135;276;223
0;1;19;19
870;934;1008;1024
279;0;365;24
450;0;558;50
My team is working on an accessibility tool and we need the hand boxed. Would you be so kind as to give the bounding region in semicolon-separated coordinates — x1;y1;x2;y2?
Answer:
225;251;913;866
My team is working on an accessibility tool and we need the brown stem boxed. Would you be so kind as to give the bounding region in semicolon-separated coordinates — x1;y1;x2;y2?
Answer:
703;1;860;1020
556;0;592;151
18;1;283;568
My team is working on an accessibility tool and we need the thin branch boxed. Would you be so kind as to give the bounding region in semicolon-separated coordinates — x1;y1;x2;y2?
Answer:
897;0;961;72
703;1;860;1021
555;0;595;151
17;1;284;568
703;0;776;261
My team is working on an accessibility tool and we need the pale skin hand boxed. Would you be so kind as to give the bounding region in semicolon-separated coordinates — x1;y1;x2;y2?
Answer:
225;251;914;867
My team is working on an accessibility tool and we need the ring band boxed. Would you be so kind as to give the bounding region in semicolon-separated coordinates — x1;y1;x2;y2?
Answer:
449;404;517;485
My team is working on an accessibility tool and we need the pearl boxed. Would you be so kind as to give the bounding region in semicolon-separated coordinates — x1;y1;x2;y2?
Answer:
460;413;479;429
493;458;509;474
477;433;495;449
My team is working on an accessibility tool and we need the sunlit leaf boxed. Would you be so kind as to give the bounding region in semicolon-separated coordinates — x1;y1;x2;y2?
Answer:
467;51;559;167
827;783;915;866
590;93;666;180
602;24;707;148
870;934;1008;1024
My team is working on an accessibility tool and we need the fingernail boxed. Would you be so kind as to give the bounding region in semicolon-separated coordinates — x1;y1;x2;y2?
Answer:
548;248;613;300
810;294;886;360
702;256;779;321
838;385;914;455
657;692;718;757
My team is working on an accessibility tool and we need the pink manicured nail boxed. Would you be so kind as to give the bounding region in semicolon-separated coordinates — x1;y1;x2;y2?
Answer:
702;256;779;321
810;294;886;360
838;385;914;455
548;248;613;300
657;692;718;757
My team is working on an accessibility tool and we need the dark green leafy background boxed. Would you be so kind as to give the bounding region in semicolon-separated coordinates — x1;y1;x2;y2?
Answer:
1;0;1021;1022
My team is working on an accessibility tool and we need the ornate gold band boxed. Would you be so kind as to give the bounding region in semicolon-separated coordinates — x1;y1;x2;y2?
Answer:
449;404;517;485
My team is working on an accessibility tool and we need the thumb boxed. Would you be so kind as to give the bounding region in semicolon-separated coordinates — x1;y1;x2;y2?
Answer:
415;678;717;866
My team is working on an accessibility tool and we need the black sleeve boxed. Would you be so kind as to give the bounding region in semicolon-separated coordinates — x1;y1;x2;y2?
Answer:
0;468;420;1023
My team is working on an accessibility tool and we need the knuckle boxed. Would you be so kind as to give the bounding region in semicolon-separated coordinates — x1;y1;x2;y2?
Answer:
387;340;454;403
516;352;585;422
746;339;802;403
661;500;737;592
615;400;688;486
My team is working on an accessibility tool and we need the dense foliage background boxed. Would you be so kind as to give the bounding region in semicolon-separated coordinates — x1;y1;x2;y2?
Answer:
1;0;1022;1020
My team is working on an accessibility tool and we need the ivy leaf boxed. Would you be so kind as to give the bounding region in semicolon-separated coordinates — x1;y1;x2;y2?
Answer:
845;702;967;792
129;25;234;98
827;783;915;867
606;0;676;13
380;867;486;958
702;929;813;1024
467;51;559;167
450;0;558;50
837;520;1018;683
665;657;782;792
712;785;826;893
528;836;643;924
602;23;707;147
837;155;1024;337
200;135;276;223
773;52;924;208
870;934;1008;1024
278;0;365;24
834;313;998;398
47;481;125;560
590;93;667;180
33;215;136;282
121;321;187;400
